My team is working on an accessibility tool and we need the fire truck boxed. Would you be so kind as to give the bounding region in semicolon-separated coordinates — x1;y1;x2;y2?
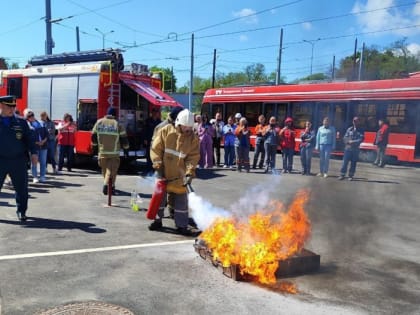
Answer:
0;49;182;158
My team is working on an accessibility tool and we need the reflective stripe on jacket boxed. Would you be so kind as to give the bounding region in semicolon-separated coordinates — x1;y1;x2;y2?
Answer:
91;115;129;157
151;124;200;194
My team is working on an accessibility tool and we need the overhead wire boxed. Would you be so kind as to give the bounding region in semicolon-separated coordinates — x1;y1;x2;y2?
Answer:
131;0;419;47
64;0;163;37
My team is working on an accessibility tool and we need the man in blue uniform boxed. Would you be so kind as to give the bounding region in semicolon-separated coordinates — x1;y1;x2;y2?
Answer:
0;96;37;221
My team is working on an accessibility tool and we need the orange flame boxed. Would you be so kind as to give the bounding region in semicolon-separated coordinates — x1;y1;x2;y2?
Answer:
200;190;311;284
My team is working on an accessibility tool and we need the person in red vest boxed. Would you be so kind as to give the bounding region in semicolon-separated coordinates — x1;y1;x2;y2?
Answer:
279;117;296;173
57;113;77;172
373;118;389;167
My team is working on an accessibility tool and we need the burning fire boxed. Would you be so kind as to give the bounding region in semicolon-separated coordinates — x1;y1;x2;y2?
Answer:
199;190;311;285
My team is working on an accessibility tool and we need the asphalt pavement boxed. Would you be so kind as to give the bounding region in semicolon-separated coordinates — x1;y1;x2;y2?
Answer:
0;154;419;315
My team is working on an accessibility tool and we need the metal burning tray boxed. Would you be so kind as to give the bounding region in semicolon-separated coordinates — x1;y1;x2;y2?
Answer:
193;239;320;281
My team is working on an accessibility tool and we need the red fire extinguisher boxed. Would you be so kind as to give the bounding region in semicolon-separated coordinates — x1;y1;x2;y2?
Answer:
146;179;167;220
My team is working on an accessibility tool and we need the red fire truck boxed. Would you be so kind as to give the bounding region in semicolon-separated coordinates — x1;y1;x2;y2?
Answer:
202;75;420;163
0;49;182;158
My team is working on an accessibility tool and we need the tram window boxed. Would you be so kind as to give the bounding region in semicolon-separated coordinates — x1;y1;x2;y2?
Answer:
386;103;412;133
211;104;223;118
244;103;261;126
355;103;377;132
317;103;329;127
292;103;313;129
332;104;347;133
277;104;287;125
264;103;276;119
226;103;241;121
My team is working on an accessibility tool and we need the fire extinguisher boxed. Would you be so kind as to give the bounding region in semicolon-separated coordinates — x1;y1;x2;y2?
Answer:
146;179;167;220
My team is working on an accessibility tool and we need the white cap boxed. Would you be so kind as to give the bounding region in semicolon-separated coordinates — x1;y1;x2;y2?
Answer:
210;118;216;124
235;113;242;119
175;109;195;127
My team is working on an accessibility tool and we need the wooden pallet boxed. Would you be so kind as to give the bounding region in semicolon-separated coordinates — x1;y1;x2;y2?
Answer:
193;239;320;281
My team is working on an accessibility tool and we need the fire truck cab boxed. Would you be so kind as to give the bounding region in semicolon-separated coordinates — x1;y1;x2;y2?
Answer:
0;49;182;159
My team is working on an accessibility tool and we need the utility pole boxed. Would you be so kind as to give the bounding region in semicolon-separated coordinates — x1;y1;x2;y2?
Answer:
171;66;174;93
276;28;283;85
95;28;114;50
358;42;365;81
352;38;358;81
332;55;336;81
76;26;80;52
189;33;194;111
45;0;53;55
212;49;217;88
303;38;321;76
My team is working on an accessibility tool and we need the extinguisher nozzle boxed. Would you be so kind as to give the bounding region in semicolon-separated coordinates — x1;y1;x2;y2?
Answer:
186;183;194;193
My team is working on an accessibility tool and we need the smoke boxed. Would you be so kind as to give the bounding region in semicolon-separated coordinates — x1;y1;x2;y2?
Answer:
230;176;281;218
136;175;159;193
189;175;282;230
189;192;231;231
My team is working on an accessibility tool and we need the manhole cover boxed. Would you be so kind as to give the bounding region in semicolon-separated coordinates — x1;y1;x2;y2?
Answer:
34;301;135;315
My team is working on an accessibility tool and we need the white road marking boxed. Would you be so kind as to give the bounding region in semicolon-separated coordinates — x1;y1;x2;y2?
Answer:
0;240;194;261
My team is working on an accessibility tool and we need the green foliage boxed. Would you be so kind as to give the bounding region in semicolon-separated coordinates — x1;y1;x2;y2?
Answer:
0;58;20;70
150;66;177;92
336;39;420;81
300;73;328;81
0;58;7;69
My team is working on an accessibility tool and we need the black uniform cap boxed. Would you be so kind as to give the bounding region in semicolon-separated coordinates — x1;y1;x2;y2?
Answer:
0;95;16;106
169;106;184;121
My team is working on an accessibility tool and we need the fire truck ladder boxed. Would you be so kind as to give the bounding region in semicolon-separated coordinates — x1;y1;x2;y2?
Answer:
109;83;121;108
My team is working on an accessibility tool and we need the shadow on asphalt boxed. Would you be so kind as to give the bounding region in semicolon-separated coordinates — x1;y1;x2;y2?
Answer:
196;169;227;180
0;217;107;233
150;226;201;238
138;192;152;199
344;177;400;184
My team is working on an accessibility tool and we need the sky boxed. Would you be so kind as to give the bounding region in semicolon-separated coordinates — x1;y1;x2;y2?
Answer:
1;0;420;87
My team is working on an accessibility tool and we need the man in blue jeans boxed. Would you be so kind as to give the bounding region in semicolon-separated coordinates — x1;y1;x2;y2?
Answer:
339;117;364;181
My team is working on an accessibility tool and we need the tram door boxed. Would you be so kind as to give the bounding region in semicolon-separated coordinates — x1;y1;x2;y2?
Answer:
315;102;348;151
331;103;348;151
415;102;420;158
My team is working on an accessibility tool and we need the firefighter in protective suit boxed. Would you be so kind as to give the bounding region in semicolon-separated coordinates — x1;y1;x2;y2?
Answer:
149;109;200;235
91;107;129;195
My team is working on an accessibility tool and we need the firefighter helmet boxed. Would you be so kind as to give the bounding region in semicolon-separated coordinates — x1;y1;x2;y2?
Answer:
175;109;195;127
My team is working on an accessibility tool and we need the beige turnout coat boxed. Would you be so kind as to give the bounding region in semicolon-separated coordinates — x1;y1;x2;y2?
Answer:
151;123;200;194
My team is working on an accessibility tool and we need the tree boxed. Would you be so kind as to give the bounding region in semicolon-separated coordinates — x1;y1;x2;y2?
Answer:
150;66;177;92
245;63;268;82
0;58;20;70
0;58;7;69
216;71;248;86
336;40;420;81
176;76;212;94
296;73;329;82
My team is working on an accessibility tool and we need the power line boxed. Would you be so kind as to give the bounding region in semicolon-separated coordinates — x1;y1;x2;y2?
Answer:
0;17;44;37
133;0;419;47
64;0;163;37
177;0;303;37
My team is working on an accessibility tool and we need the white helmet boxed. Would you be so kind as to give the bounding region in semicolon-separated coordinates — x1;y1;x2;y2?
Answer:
175;109;195;127
23;108;34;118
235;113;242;119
